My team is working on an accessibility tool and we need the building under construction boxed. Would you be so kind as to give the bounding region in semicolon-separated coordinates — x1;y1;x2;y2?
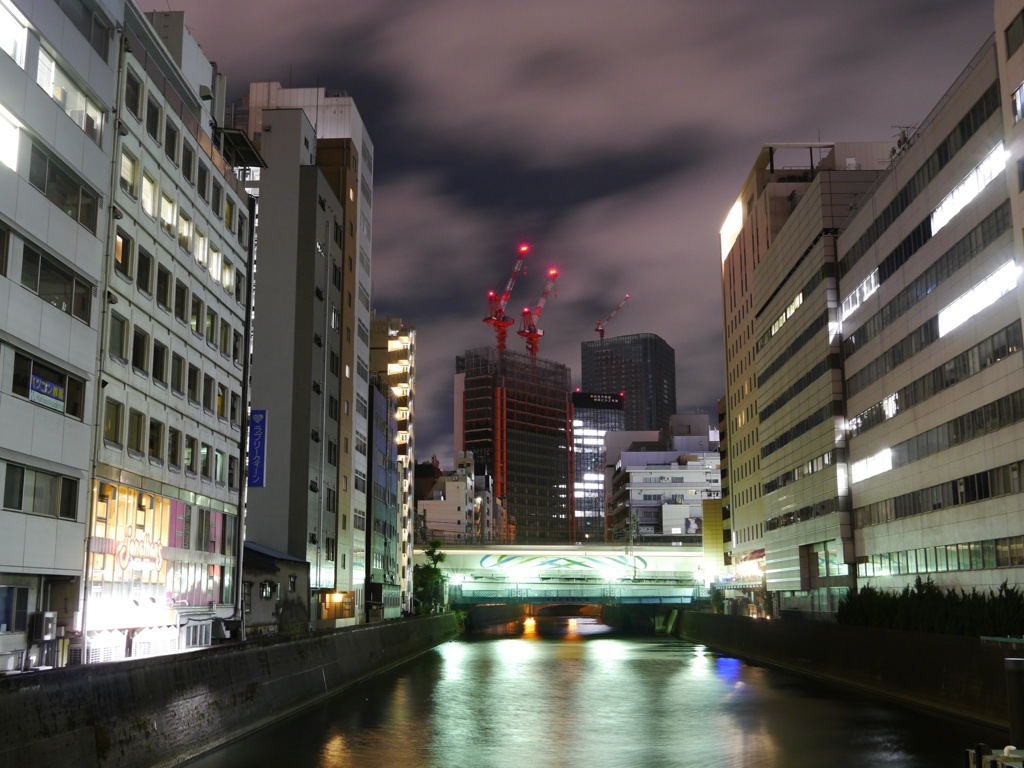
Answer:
455;348;573;543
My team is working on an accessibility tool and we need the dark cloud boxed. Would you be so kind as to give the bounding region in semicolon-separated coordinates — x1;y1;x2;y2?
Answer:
144;0;995;465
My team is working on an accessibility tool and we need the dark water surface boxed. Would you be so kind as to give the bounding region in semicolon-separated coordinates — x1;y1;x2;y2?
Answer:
188;617;1006;767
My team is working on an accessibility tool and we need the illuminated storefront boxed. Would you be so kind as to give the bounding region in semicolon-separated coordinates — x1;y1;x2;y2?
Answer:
81;481;238;662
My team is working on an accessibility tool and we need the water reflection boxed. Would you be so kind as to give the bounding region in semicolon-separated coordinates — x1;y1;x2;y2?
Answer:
188;617;1005;768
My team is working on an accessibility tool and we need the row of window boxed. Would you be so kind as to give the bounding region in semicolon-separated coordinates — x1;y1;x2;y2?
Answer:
884;387;1024;474
758;355;834;425
101;399;238;486
2;462;78;520
843;201;1010;357
848;321;1022;439
847;315;941;398
4;227;92;324
123;69;248;246
839;81;1001;277
109;251;245;367
857;536;1024;580
117;163;244;301
765;496;842;534
763;449;835;497
28;141;98;233
760;401;839;460
854;458;1022;530
757;310;829;389
108;315;243;423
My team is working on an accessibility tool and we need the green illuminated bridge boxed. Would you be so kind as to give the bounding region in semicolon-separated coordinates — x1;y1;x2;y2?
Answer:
417;543;710;606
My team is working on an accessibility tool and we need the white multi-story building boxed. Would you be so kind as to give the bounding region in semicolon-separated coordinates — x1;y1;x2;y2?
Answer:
83;8;253;660
0;0;114;667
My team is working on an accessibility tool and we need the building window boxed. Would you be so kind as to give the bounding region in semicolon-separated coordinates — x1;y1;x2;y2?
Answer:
148;418;163;463
235;268;245;305
190;295;203;335
127;409;145;455
124;69;141;119
219;321;231;358
103;399;123;447
211;183;222;218
174;280;188;324
114;229;133;280
215;449;226;484
224;197;234;230
177;211;192;253
327;440;338;467
197;163;209;201
185;435;198;475
1009;11;1024;58
28;143;98;233
19;244;91;323
168;428;182;470
131;326;149;375
222;258;234;294
194;228;208;268
160;193;175;237
36;48;102;143
146;96;160;141
181;142;194;184
54;0;110;58
232;330;244;366
200;443;213;480
12;352;85;419
209;244;221;282
0;585;29;633
3;463;77;520
228;456;239;489
202;374;214;413
136;247;153;295
108;313;128;363
171;353;185;396
152;340;168;386
0;2;28;68
187;364;200;405
156;265;172;310
230;391;241;426
119;150;138;197
142;174;157;218
205;307;217;347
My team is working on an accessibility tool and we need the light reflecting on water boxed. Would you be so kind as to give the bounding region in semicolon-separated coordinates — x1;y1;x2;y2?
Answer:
188;617;1004;768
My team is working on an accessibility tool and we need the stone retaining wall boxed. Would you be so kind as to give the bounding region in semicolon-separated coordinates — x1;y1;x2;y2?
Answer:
680;611;1015;732
0;614;459;768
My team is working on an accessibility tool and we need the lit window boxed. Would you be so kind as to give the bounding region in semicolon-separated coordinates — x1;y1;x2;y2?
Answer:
0;104;20;170
931;142;1009;235
160;193;175;236
0;1;28;68
119;150;138;197
177;211;192;253
938;260;1022;338
36;48;102;143
208;244;221;282
194;229;208;267
141;174;156;217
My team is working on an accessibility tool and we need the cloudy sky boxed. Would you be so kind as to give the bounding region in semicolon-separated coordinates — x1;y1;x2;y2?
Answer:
140;0;994;467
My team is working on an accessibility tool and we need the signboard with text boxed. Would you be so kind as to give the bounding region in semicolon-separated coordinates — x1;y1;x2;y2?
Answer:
248;409;267;487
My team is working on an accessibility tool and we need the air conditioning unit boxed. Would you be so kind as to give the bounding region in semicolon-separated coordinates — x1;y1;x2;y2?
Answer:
30;612;56;642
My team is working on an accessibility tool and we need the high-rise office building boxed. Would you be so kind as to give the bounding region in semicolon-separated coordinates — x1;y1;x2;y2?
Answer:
581;333;676;431
571;391;625;542
369;316;415;612
367;375;400;621
720;142;889;614
455;348;572;543
844;36;1024;598
242;87;374;628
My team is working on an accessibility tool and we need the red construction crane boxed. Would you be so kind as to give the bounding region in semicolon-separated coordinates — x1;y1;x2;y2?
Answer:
518;267;559;359
595;294;630;340
483;243;529;353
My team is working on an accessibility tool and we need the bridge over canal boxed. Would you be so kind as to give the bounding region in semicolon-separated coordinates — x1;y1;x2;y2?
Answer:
416;543;709;607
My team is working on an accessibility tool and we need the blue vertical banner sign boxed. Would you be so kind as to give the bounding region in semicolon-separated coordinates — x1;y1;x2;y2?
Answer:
248;410;267;487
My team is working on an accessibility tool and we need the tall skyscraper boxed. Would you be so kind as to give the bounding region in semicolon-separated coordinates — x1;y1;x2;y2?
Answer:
571;391;625;542
720;141;888;615
581;333;676;431
455;348;572;543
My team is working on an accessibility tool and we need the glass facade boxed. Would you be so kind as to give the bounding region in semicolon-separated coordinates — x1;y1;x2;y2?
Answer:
580;333;676;431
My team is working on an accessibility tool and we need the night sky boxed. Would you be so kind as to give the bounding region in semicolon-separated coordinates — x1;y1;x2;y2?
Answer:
138;0;995;466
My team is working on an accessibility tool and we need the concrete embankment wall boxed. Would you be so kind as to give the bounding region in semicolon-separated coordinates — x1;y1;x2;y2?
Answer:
680;611;1015;732
0;613;459;768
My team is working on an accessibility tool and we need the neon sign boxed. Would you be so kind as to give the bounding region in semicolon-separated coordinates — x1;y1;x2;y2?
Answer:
117;533;164;571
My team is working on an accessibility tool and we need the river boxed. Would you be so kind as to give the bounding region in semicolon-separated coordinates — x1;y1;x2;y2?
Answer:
187;616;1006;767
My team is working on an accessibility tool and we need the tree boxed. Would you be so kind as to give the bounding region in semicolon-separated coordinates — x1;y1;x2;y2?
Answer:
413;539;447;614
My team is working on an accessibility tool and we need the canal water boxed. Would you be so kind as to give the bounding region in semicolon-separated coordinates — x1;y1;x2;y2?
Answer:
188;617;1006;767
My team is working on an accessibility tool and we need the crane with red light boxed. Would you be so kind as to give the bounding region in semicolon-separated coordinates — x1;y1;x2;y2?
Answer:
483;243;530;353
595;294;630;340
518;267;559;360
